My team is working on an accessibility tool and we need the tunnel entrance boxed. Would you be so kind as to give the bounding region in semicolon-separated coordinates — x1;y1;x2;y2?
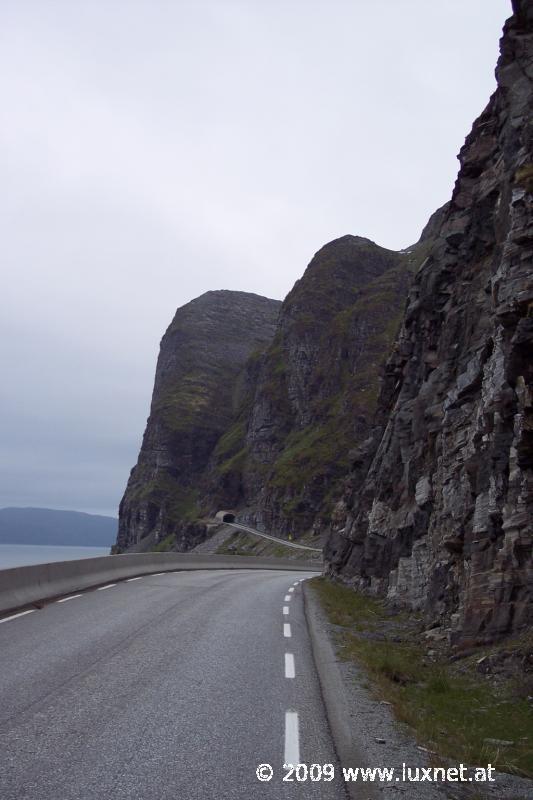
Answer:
215;509;238;524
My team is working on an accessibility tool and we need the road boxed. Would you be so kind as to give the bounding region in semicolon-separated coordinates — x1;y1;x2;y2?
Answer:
0;569;346;800
226;522;323;552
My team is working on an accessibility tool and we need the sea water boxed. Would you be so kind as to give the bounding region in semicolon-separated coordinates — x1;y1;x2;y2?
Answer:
0;544;110;570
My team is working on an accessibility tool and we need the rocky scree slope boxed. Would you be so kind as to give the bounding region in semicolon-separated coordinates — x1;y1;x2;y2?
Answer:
325;0;533;645
116;291;281;552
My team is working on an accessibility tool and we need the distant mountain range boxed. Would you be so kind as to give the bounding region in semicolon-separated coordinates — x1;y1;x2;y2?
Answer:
0;507;117;547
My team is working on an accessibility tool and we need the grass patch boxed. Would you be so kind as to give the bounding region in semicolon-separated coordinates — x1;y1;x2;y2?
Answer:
217;446;248;476
310;577;533;778
311;575;387;629
213;421;246;461
129;471;200;525
268;421;350;491
153;533;176;552
515;163;533;192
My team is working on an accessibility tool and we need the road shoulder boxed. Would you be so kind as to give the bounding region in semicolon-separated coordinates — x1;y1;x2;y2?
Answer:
303;579;532;800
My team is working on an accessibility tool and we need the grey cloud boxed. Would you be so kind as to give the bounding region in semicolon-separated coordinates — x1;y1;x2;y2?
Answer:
0;0;510;514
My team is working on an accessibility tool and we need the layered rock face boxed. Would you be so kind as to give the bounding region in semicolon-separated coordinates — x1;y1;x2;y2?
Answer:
116;291;280;551
117;1;531;645
326;0;533;643
206;236;419;538
118;226;441;554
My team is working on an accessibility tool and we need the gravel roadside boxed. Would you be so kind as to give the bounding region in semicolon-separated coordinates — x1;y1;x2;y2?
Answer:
303;580;532;800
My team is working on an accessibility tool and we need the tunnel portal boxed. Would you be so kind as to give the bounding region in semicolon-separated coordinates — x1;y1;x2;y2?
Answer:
215;509;238;524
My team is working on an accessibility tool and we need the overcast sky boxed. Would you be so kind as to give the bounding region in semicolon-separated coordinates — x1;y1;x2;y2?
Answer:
1;0;510;517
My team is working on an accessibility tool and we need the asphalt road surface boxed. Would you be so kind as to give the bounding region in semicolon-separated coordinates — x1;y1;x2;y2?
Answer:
0;569;347;800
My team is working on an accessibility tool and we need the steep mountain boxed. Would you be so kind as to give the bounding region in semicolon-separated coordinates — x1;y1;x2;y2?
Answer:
116;291;281;552
204;234;432;537
117;3;531;646
117;221;444;555
325;0;533;644
0;507;116;547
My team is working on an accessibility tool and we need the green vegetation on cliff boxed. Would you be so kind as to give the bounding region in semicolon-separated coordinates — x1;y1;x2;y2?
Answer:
127;468;200;524
117;291;281;552
208;236;421;537
119;224;443;551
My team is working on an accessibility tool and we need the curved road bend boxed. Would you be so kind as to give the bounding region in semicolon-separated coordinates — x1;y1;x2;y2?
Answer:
0;569;346;800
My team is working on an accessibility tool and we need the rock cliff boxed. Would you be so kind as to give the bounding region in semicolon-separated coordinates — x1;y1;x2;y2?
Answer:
116;291;280;552
205;235;429;537
325;0;533;644
117;0;531;644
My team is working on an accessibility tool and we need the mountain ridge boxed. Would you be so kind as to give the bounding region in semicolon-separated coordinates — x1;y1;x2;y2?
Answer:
116;1;532;644
0;507;116;547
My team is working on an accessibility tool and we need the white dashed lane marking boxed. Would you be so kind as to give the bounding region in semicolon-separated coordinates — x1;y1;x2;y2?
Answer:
97;584;116;591
57;594;83;603
288;587;294;593
283;623;291;638
126;577;142;582
283;606;289;616
0;610;35;624
285;653;295;679
284;595;291;602
284;711;300;765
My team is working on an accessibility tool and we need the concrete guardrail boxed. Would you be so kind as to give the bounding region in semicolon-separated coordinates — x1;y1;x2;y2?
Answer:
0;553;322;616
